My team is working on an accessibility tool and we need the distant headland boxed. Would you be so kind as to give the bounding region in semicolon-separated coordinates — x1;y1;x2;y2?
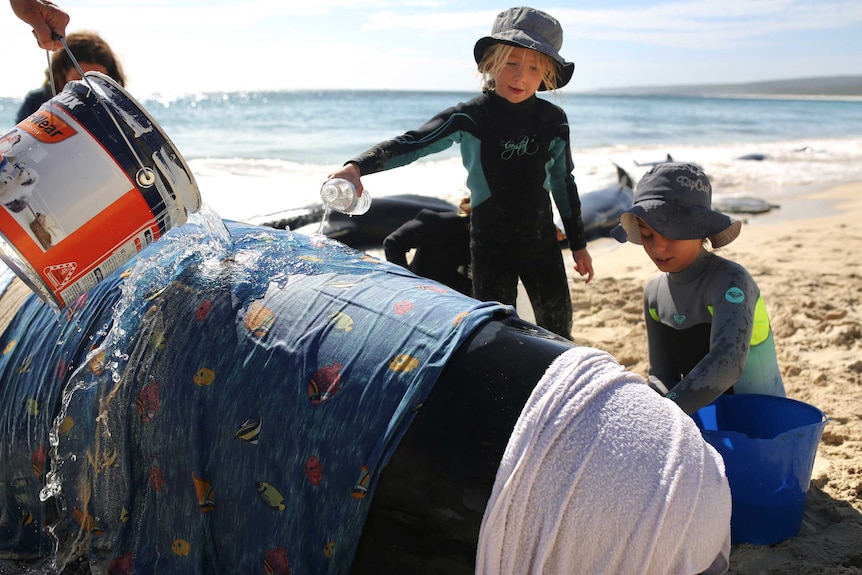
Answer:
579;75;862;99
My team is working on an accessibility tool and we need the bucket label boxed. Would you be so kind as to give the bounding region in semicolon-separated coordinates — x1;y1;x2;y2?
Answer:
19;109;77;144
0;115;135;253
0;73;200;310
0;107;159;308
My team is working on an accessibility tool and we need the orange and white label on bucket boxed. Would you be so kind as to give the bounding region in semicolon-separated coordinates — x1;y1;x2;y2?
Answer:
57;225;159;304
0;106;133;255
0;104;162;308
0;73;198;310
19;109;77;144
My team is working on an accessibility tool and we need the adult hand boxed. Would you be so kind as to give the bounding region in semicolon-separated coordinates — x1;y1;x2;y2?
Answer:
326;162;364;196
571;247;594;284
9;0;69;51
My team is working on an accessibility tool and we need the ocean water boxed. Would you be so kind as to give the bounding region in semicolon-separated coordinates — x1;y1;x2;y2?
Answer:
2;89;862;223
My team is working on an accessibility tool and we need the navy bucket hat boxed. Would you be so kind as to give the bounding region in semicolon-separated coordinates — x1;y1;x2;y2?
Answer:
473;6;575;90
610;162;742;249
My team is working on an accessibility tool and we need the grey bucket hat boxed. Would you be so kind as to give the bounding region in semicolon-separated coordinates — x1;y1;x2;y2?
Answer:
610;162;741;249
473;6;575;90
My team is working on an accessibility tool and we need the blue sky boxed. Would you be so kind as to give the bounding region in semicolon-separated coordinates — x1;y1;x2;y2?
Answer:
2;0;861;98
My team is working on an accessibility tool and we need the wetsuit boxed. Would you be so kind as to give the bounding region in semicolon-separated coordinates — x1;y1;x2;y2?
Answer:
350;91;587;340
15;85;53;124
645;249;786;415
383;208;472;296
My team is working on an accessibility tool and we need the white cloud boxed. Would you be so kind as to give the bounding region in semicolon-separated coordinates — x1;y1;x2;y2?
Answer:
554;0;862;48
1;0;859;99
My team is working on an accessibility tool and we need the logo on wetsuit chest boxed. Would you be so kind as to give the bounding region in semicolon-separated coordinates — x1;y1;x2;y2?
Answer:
500;135;538;159
673;314;686;325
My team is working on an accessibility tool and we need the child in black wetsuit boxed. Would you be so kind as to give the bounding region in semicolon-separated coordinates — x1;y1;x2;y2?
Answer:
326;7;593;340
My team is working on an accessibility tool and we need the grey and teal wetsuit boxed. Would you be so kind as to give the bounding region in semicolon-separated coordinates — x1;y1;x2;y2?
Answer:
645;249;786;414
349;91;587;339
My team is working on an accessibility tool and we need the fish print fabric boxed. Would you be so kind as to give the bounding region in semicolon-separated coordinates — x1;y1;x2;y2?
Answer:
0;220;508;573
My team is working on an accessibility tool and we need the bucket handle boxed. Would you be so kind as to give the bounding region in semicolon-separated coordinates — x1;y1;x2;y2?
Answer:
48;34;156;189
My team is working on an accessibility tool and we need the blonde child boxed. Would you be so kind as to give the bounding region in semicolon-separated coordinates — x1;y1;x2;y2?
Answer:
327;6;593;340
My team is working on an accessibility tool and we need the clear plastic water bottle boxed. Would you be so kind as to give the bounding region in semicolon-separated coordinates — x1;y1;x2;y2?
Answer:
320;178;371;215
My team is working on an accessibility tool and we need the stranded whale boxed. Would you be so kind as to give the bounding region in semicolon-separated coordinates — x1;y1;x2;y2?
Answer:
0;219;731;574
254;165;635;250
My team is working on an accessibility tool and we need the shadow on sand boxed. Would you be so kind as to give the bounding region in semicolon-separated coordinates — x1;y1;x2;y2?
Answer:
728;485;862;573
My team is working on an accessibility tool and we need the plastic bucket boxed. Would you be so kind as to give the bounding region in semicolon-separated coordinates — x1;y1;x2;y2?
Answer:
692;394;828;545
0;72;200;310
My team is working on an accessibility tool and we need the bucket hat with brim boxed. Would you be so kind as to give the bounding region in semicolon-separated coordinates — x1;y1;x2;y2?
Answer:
473;6;575;90
610;162;741;249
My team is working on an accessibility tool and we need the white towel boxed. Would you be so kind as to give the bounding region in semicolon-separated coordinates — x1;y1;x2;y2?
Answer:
476;347;731;575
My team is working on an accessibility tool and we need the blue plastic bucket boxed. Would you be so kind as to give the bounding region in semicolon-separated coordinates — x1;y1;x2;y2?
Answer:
692;394;828;545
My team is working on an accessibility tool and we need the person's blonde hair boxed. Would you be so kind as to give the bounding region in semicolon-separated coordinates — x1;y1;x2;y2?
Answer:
477;43;558;92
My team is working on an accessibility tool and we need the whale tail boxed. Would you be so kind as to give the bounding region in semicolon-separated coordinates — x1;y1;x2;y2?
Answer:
613;163;634;191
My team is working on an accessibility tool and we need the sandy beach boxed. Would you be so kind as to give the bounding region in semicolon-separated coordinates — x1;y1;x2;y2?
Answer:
565;181;862;573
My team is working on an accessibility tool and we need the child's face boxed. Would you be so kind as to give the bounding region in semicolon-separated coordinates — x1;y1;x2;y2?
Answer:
493;47;544;104
637;219;703;273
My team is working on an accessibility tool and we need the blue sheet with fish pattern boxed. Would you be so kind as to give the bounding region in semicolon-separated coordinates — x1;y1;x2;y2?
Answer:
0;219;509;573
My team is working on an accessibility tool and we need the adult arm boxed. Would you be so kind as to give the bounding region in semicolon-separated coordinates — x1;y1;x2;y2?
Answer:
383;209;455;269
383;214;425;268
9;0;68;50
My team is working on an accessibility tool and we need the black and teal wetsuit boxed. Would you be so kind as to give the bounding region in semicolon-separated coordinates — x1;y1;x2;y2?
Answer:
349;91;587;339
645;249;786;414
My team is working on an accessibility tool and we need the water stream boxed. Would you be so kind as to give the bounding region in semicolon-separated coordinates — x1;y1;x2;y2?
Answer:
30;205;232;573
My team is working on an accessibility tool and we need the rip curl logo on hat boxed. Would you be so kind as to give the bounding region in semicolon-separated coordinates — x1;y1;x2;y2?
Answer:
675;174;711;195
725;287;745;304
